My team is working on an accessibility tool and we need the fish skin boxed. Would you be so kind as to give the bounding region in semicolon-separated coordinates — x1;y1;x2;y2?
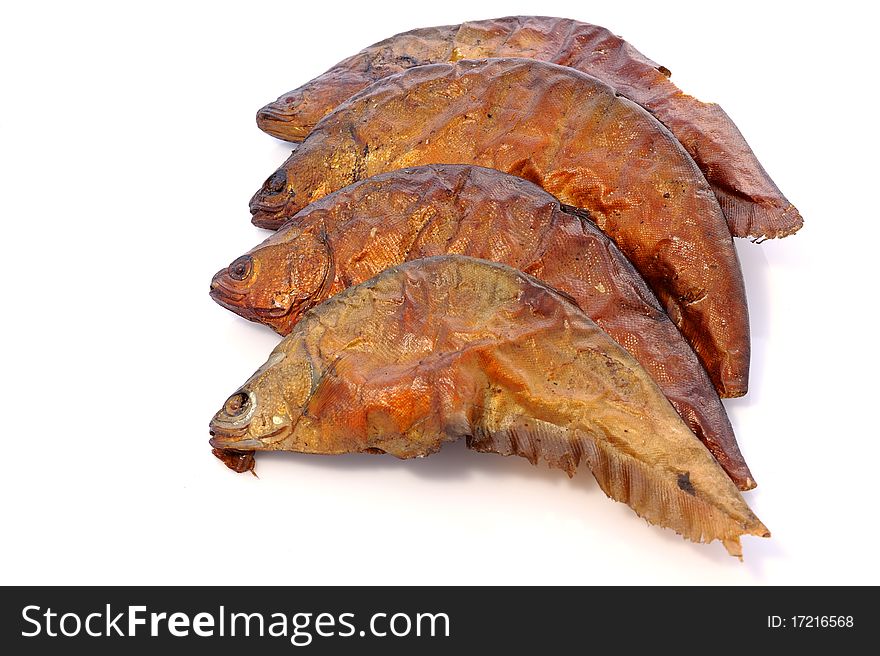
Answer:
209;256;769;557
216;164;754;489
256;16;801;240
249;59;750;398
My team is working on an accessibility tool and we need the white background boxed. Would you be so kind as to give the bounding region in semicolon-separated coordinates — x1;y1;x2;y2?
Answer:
2;1;877;585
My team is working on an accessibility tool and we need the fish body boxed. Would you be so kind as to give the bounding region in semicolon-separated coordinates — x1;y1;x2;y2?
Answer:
249;59;750;397
216;165;754;488
210;256;768;557
257;16;801;240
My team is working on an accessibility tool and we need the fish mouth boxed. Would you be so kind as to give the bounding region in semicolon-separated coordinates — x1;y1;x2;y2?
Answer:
250;206;289;230
249;183;294;229
208;425;289;450
256;103;312;142
210;289;245;316
208;423;249;448
209;433;265;450
257;102;296;120
209;270;297;327
209;271;248;310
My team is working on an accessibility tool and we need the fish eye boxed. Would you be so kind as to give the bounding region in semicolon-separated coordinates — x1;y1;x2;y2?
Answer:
265;169;287;194
228;255;253;281
224;392;250;417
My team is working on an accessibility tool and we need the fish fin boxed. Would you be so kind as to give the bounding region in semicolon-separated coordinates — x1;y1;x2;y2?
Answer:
467;414;768;557
212;448;256;475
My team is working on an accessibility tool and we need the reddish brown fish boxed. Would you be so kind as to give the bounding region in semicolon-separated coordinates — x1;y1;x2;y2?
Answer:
249;59;750;398
209;256;769;557
257;16;801;240
216;165;754;488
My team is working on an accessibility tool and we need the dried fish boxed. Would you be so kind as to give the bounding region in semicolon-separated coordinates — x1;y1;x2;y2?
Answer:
257;16;801;239
209;256;768;556
249;59;750;397
215;165;754;488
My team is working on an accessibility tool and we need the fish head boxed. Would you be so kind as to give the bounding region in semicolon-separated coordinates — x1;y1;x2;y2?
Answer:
256;91;315;142
209;346;317;470
209;224;333;335
249;158;299;229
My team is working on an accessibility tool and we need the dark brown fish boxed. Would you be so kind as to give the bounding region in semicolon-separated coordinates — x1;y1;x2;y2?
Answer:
216;165;754;489
256;16;801;240
249;59;750;397
209;256;769;557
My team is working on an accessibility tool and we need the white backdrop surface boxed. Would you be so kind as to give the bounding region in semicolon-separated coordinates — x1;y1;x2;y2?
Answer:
2;1;877;585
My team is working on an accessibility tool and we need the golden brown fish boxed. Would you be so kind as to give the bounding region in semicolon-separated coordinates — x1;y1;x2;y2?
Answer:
249;58;750;398
215;165;754;489
256;16;801;240
209;256;768;557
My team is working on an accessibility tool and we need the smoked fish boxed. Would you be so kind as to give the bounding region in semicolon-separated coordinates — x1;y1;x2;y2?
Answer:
256;16;801;239
249;59;750;397
209;256;768;557
215;165;754;488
